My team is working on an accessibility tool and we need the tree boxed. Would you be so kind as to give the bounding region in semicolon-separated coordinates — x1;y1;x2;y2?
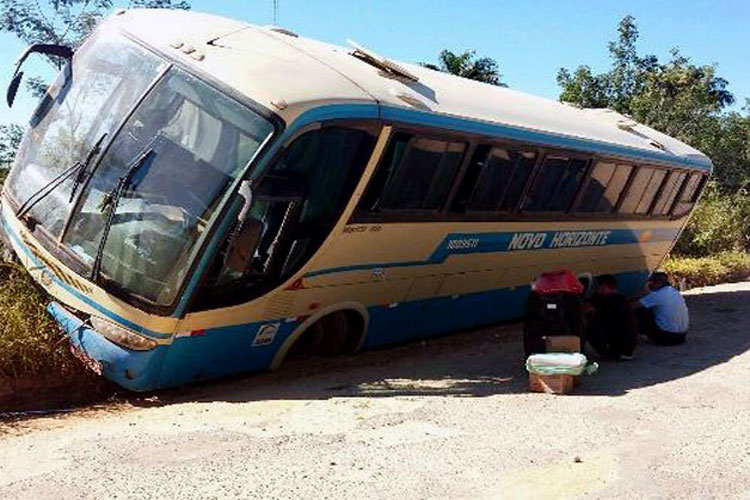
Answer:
607;15;643;113
422;50;506;87
556;66;610;109
557;15;749;191
0;0;190;48
0;124;23;163
0;0;190;97
557;16;732;120
0;123;23;185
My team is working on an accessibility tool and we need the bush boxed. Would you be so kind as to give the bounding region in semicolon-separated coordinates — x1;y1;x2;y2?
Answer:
673;184;750;257
663;252;750;289
0;261;84;380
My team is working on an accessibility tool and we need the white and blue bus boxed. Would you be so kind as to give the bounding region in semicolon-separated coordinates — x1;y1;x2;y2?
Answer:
1;10;709;390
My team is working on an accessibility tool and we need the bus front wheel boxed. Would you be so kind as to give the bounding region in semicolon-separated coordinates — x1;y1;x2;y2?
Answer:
286;310;364;360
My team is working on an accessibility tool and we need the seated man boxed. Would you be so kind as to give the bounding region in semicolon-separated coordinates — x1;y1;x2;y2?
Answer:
634;272;689;345
585;274;638;360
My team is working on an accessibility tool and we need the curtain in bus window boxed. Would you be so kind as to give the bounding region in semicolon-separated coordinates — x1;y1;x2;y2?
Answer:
673;173;704;216
524;156;566;211
619;167;654;214
467;148;537;212
653;171;686;215
578;162;616;212
379;138;465;210
358;133;409;212
578;163;633;213
635;169;667;214
524;157;587;212
500;152;536;211
161;99;223;165
602;165;633;211
468;147;514;211
451;145;490;212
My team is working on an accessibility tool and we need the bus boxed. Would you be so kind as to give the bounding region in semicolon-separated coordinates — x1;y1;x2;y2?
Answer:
0;9;709;391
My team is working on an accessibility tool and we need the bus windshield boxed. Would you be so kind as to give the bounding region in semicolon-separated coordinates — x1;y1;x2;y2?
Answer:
63;68;274;306
5;30;168;236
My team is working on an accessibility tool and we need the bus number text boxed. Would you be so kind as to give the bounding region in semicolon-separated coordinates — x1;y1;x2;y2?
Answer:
447;238;480;250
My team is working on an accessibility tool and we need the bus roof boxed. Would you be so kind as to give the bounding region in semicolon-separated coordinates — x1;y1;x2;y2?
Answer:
114;9;712;171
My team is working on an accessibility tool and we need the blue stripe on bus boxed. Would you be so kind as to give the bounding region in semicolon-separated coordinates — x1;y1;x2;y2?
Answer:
0;215;172;340
44;264;650;391
154;268;650;389
304;227;679;278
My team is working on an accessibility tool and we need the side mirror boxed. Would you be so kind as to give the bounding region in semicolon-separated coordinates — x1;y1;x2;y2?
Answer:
6;72;23;108
224;217;265;274
6;43;74;108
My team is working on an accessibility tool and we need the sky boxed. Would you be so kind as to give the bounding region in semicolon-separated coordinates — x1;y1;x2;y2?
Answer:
1;0;749;127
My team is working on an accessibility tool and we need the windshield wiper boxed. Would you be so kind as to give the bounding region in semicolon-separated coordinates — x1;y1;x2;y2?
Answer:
92;148;155;281
17;161;81;222
69;132;108;203
17;132;108;224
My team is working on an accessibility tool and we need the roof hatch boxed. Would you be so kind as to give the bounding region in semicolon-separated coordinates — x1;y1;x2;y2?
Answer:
347;39;419;82
264;25;299;38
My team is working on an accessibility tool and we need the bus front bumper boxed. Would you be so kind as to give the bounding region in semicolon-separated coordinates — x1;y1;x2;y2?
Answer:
47;301;166;391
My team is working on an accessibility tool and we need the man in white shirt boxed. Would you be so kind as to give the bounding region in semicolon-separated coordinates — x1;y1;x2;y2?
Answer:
634;272;689;345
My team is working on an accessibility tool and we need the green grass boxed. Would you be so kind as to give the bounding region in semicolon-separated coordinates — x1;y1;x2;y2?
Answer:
1;170;82;382
663;251;750;289
0;173;92;389
0;261;84;380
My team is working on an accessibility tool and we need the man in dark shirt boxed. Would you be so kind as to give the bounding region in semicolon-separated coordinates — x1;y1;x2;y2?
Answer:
585;274;638;360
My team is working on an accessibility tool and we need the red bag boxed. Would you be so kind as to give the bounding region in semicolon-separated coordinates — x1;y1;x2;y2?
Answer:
532;269;584;296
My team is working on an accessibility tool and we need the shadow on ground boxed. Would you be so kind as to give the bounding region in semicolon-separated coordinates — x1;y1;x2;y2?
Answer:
128;285;750;408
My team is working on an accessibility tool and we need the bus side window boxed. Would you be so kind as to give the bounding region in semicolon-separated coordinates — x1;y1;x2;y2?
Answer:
652;170;687;216
360;134;466;213
577;162;633;214
453;145;537;213
523;156;588;212
619;166;667;215
672;173;706;217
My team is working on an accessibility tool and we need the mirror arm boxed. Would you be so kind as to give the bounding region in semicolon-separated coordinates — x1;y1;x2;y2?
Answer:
7;43;74;108
14;44;74;73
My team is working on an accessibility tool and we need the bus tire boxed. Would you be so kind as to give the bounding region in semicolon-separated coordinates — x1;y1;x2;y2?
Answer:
286;309;365;361
316;311;349;357
341;309;366;353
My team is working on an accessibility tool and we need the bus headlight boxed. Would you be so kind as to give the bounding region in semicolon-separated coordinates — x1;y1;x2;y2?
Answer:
90;317;158;351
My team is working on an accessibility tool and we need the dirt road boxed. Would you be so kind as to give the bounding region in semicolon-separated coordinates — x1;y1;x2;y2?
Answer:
2;282;750;499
